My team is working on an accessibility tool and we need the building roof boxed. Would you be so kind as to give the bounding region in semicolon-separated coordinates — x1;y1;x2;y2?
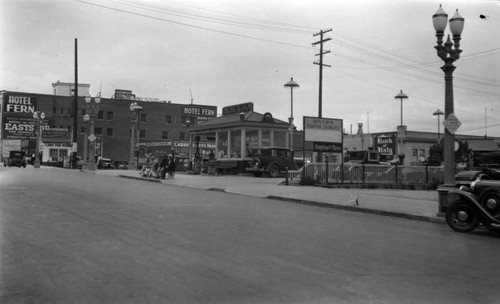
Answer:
465;139;500;152
52;81;90;87
188;111;288;132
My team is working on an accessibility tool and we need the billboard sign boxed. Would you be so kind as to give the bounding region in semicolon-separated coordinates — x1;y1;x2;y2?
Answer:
222;102;253;116
3;117;36;139
181;105;217;121
304;116;343;152
173;141;216;156
3;95;37;115
375;135;396;156
114;89;135;100
42;128;71;143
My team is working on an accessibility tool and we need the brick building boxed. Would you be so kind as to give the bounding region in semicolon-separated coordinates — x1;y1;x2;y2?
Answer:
0;90;216;168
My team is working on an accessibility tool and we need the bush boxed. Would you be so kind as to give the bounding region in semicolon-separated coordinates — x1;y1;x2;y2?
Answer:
300;176;316;186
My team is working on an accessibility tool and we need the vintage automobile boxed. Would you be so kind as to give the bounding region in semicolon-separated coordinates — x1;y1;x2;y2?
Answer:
114;161;129;170
7;150;27;168
97;157;113;169
446;168;500;232
246;147;297;178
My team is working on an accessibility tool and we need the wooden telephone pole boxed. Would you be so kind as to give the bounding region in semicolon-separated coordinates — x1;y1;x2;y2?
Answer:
312;29;332;118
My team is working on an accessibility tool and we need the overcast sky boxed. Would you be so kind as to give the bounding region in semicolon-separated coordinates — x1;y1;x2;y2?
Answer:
1;0;499;136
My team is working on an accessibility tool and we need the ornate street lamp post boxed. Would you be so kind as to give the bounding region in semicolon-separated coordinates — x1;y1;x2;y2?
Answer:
433;5;465;215
433;5;464;187
32;111;45;168
130;102;143;170
394;90;408;163
84;95;101;171
284;78;299;153
82;113;90;169
186;118;193;171
433;109;444;143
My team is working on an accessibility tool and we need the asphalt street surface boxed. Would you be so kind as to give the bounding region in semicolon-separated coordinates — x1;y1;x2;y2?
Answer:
1;167;500;304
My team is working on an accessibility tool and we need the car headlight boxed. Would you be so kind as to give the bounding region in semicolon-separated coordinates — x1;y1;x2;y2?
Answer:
470;180;478;191
459;185;471;192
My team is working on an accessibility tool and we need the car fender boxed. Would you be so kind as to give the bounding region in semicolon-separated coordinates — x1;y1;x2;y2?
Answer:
449;190;500;224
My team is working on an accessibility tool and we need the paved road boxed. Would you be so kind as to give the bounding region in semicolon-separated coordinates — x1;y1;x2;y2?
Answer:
1;167;500;304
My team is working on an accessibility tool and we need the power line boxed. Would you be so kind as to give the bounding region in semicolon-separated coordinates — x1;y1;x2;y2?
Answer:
74;0;312;49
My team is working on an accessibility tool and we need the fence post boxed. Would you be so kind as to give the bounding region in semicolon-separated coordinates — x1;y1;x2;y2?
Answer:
362;163;365;184
325;156;329;185
425;165;429;184
395;164;399;183
285;167;289;185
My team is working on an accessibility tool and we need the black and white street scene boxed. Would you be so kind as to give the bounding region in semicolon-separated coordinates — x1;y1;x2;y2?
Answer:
1;0;500;303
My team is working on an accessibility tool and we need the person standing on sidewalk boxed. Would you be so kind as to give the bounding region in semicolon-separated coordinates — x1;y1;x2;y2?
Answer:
167;153;176;179
159;154;169;179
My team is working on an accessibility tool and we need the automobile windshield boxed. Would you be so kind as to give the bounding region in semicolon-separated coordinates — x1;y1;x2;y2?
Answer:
10;151;24;157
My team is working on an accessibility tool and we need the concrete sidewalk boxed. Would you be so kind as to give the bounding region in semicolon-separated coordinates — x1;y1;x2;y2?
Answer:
96;169;445;224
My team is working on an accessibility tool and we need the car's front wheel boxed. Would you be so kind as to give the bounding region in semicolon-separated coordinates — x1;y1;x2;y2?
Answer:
446;200;480;233
268;164;280;178
479;190;500;219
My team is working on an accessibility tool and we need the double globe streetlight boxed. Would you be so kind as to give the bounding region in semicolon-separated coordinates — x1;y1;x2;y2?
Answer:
432;5;464;187
32;111;45;168
83;95;101;170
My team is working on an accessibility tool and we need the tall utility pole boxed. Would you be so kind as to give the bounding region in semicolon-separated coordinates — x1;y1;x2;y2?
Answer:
73;38;79;169
312;29;332;118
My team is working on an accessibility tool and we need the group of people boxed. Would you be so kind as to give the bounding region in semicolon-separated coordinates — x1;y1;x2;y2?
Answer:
139;153;176;179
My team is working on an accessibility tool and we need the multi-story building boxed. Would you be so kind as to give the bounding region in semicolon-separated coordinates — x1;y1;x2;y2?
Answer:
0;89;217;169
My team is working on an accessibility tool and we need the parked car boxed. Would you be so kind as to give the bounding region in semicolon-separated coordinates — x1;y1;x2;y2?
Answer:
114;161;128;170
97;157;113;169
7;151;27;168
246;147;299;178
446;178;500;233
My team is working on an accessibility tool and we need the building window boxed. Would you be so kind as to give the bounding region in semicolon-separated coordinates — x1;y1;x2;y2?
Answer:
180;132;186;140
67;108;71;116
94;127;102;135
162;131;168;139
97;111;104;120
80;127;85;133
49;149;58;160
60;108;64;115
53;107;57;114
165;115;172;125
107;111;114;121
139;130;146;138
140;113;147;123
106;128;114;136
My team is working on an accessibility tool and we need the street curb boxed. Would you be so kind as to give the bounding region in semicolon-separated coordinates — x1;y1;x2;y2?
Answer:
118;175;162;183
113;174;444;225
267;195;446;225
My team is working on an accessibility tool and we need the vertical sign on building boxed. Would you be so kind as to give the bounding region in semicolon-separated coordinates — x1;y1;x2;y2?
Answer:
375;135;396;157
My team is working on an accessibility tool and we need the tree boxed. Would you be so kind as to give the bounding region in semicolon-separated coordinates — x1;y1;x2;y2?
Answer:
426;139;471;166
